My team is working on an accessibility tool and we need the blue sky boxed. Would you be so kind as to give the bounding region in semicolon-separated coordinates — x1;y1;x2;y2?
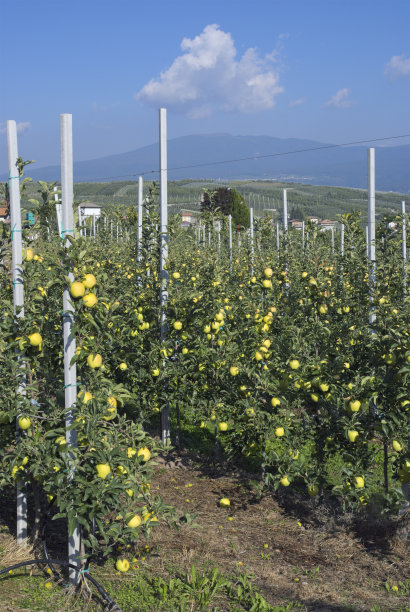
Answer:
1;0;410;170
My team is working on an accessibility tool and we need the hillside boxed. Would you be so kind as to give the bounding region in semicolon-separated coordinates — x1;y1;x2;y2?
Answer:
3;134;410;192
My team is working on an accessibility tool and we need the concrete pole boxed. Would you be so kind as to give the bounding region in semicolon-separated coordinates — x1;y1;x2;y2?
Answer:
331;226;335;255
402;201;407;293
368;148;376;329
159;108;170;446
302;221;305;251
366;225;369;259
7;120;28;545
228;214;233;276
341;223;345;257
250;207;254;276
137;176;143;262
283;189;288;232
54;185;62;236
92;214;96;238
60;114;80;585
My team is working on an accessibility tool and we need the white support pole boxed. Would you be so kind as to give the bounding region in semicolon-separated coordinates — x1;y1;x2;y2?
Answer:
60;114;80;585
208;230;211;247
276;223;280;251
340;223;345;257
159;108;170;446
368;148;376;329
250;208;254;276
366;225;369;259
54;185;62;236
202;224;205;247
228;214;232;276
217;221;221;256
7;120;28;544
283;189;288;232
137;176;143;262
402;201;407;293
302;221;305;251
331;226;335;255
92;215;96;238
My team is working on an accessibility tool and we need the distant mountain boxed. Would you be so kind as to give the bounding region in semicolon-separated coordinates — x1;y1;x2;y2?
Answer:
3;134;410;192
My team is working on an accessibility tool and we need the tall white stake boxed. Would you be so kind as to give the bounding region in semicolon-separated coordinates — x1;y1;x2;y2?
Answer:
7;120;27;544
340;224;345;257
60;114;80;585
302;221;305;251
276;223;280;251
137;176;143;262
331;226;335;255
217;221;221;256
228;214;233;276
283;189;288;232
368;148;376;329
402;201;407;293
159;108;170;445
54;185;62;236
250;208;254;276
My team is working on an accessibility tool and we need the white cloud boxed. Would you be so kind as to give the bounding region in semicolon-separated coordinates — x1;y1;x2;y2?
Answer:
289;97;305;107
384;54;410;79
136;24;284;117
323;88;353;109
0;121;31;134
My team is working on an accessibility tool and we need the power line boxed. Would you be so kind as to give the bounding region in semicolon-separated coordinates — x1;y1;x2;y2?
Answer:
76;132;410;183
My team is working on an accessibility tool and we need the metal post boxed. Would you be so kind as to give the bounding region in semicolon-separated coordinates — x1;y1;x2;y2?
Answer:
283;189;288;232
137;176;143;262
7;120;27;544
92;215;96;238
54;185;62;236
159;108;170;445
341;223;345;257
276;223;280;251
250;208;254;276
402;201;407;293
331;226;335;255
302;221;305;251
228;214;232;276
60;114;80;585
368;148;376;328
366;225;369;259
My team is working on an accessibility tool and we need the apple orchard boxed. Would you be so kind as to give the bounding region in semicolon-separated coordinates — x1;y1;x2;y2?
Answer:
0;186;409;567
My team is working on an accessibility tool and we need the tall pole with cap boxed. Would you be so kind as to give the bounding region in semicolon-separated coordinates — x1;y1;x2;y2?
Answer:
7;120;28;544
60;114;80;585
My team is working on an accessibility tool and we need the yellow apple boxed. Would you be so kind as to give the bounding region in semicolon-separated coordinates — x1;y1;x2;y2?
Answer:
18;416;31;430
96;464;111;479
87;354;102;368
115;559;130;572
28;332;42;346
82;273;97;289
70;281;85;298
83;293;98;307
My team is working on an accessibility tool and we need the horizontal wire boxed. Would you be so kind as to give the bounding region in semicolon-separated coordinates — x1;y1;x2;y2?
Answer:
75;132;410;183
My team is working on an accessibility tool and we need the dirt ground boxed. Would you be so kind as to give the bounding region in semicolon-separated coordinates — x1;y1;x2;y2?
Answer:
144;450;410;611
